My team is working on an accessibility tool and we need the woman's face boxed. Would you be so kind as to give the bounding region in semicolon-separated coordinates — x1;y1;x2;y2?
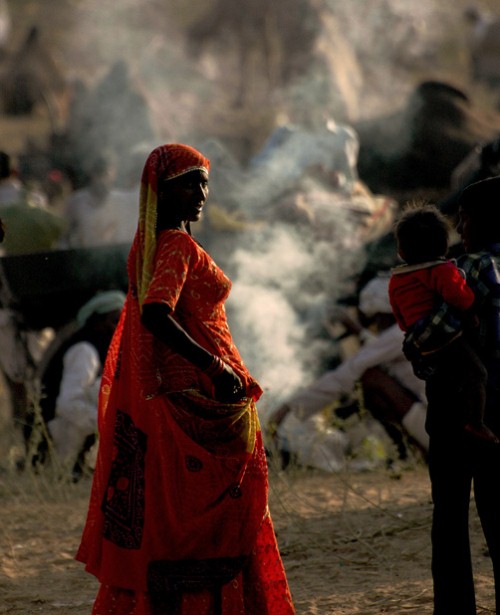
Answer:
157;169;209;229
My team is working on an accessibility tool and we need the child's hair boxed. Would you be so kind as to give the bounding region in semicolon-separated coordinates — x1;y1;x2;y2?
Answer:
393;202;451;264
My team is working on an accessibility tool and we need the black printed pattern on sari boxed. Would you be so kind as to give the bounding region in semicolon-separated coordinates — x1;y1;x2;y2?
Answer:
102;410;147;549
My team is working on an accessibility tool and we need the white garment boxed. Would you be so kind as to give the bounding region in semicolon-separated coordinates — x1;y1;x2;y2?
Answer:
276;324;428;471
47;341;100;466
289;324;426;419
402;402;429;450
279;412;350;472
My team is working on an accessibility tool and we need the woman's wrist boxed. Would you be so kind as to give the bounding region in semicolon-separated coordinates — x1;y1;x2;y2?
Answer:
203;355;226;377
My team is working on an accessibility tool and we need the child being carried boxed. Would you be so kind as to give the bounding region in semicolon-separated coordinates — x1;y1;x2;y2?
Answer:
389;202;499;444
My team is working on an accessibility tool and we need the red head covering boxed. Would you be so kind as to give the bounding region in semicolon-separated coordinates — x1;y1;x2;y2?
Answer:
141;143;210;186
135;144;210;307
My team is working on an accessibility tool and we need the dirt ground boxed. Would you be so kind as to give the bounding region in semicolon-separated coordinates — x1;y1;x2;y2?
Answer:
0;435;497;615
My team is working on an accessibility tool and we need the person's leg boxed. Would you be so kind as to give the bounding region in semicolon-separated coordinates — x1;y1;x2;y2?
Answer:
428;434;476;615
473;364;500;613
473;442;500;614
361;367;416;422
455;340;499;443
426;359;477;615
361;367;422;458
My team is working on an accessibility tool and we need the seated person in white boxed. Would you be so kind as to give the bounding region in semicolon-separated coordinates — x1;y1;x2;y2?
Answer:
45;290;125;477
268;274;429;472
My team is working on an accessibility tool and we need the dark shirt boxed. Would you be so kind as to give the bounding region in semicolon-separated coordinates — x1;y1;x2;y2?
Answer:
457;243;500;360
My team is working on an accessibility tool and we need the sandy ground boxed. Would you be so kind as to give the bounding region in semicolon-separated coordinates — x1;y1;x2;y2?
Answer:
0;432;497;615
0;357;495;615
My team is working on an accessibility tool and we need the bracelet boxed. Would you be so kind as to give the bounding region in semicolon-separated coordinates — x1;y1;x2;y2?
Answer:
204;355;226;378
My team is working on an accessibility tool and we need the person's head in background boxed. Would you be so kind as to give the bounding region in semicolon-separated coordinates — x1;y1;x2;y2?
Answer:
394;202;451;265
457;175;500;252
76;290;126;359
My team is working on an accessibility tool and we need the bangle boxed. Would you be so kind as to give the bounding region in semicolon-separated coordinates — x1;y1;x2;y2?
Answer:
204;355;226;378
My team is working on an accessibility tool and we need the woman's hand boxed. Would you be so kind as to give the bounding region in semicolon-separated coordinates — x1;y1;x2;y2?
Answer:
141;305;247;402
212;363;245;403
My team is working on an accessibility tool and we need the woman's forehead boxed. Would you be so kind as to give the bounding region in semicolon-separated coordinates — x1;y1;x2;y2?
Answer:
167;168;208;184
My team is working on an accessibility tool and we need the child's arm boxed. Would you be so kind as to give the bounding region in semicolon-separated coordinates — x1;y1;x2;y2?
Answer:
457;251;500;356
433;261;475;312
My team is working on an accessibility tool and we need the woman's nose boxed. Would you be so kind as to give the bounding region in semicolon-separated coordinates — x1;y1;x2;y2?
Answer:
196;184;208;199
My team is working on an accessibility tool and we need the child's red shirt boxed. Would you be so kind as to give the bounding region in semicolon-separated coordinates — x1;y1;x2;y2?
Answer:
389;260;475;332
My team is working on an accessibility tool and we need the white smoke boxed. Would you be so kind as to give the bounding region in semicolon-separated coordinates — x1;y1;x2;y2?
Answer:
225;205;378;422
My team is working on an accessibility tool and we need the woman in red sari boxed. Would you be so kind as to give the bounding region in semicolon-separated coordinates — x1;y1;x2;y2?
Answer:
76;144;295;615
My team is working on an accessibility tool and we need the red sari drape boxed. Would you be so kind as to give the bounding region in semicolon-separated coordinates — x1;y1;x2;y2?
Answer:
76;230;294;614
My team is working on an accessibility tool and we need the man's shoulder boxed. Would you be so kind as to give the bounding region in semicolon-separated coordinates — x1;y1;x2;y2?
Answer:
458;250;497;270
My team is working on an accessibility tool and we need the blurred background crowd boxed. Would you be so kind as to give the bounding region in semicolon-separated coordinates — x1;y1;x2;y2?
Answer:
1;0;500;475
